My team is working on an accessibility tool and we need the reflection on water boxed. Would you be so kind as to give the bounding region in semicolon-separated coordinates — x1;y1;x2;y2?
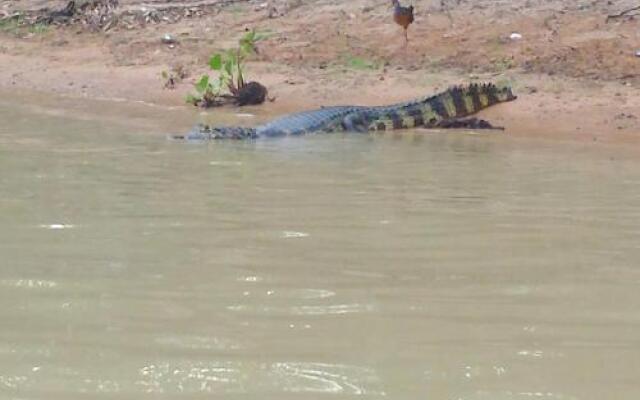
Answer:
136;361;383;395
1;93;640;400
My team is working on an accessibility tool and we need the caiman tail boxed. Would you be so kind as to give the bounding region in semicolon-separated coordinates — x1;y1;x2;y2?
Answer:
368;83;517;131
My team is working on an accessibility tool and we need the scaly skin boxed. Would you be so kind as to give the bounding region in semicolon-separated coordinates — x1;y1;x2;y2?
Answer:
173;83;516;141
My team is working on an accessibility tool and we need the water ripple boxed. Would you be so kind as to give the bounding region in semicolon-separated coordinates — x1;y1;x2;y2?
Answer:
227;303;374;315
154;335;241;351
0;375;28;390
137;362;239;393
270;362;383;395
0;279;58;290
472;390;576;399
290;303;375;315
136;361;383;395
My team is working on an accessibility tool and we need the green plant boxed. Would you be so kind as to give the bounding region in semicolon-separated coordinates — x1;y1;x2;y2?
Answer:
0;16;23;34
0;16;48;36
161;64;188;89
345;56;379;70
187;30;268;107
28;23;48;34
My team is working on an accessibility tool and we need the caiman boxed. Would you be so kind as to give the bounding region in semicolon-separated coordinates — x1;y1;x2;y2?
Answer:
172;83;516;141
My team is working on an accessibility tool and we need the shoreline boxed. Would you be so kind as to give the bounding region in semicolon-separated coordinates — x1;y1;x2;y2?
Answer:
1;0;638;141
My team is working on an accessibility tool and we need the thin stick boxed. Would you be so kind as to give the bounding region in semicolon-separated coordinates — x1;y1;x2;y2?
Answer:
606;5;640;22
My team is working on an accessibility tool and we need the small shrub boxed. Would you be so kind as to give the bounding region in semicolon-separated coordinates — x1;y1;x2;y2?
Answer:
0;15;49;36
187;30;268;107
161;64;188;89
346;56;379;70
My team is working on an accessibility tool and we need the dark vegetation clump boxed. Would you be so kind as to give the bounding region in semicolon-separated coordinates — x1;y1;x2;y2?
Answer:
186;30;270;108
1;0;119;31
235;81;268;106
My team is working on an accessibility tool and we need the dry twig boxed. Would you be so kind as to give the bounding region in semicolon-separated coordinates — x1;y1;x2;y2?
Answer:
606;5;640;22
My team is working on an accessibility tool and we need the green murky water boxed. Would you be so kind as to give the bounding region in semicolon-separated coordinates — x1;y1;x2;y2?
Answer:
1;91;640;400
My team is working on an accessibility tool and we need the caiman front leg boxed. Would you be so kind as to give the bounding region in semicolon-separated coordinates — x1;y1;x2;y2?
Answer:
341;114;370;133
435;117;505;130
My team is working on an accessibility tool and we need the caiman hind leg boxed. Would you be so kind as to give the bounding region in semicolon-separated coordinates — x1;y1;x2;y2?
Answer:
341;113;371;133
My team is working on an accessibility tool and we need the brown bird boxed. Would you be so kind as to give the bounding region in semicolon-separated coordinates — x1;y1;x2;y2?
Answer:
392;0;414;46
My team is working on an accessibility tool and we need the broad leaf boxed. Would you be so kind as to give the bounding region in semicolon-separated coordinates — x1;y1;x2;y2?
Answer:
211;78;222;93
185;94;200;105
209;54;223;70
240;42;254;55
195;75;210;93
253;32;268;41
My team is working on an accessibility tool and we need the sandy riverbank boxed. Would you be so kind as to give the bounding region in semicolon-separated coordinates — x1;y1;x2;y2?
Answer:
1;0;638;141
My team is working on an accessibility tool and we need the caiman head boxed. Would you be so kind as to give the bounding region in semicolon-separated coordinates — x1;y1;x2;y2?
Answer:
171;124;258;141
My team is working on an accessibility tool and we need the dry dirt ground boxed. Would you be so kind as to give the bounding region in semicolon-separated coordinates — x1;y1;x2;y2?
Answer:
1;0;639;141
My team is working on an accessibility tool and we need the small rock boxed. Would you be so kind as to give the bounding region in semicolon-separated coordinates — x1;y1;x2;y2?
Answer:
509;32;523;40
161;34;177;44
635;50;640;57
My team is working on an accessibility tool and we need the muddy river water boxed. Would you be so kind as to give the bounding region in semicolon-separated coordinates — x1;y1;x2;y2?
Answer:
1;92;639;399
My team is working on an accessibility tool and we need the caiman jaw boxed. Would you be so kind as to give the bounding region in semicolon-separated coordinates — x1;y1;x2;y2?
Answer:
209;127;258;139
177;125;258;140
